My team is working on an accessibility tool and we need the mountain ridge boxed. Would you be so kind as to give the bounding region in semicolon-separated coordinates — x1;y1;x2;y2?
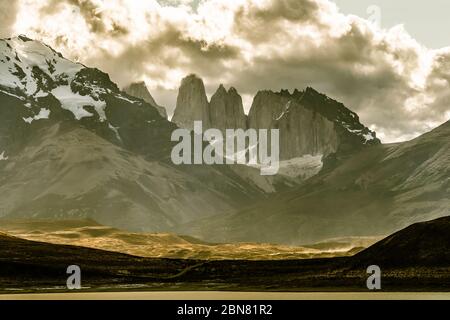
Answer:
123;81;168;119
1;36;447;246
0;36;267;232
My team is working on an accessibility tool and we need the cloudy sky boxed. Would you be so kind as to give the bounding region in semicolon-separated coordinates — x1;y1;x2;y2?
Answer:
1;0;450;142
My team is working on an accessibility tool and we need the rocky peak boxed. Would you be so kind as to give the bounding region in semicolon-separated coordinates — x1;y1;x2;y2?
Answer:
228;86;240;96
172;74;210;130
248;90;290;130
123;82;167;119
171;74;380;162
216;84;227;94
228;87;239;94
247;87;380;160
286;87;380;149
209;84;247;132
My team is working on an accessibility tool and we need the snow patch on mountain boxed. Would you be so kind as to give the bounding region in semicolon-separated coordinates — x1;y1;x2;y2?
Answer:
0;36;83;95
363;132;376;143
51;85;106;121
0;151;8;161
23;108;50;124
108;123;122;141
0;87;25;100
248;154;323;179
115;94;138;104
275;101;292;121
277;155;323;178
342;123;377;143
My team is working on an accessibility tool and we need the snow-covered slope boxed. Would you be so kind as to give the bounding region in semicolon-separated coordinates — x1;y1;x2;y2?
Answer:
0;35;158;129
0;36;82;97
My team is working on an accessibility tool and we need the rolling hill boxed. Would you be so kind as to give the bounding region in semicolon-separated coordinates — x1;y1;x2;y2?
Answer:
1;216;449;292
0;219;377;261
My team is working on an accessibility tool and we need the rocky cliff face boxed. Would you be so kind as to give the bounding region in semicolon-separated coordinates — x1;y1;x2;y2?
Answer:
172;74;210;130
295;87;380;154
172;76;248;132
275;99;339;160
209;85;247;133
123;82;167;119
248;90;340;160
248;90;288;130
172;75;379;162
248;88;380;160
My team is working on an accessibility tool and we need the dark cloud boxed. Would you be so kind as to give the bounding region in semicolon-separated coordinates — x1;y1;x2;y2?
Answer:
85;22;239;86
147;25;239;61
40;0;128;35
243;0;319;23
0;0;19;38
423;50;450;121
233;0;323;44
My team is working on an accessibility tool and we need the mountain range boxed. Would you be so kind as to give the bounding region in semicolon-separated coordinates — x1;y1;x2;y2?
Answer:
0;36;264;232
172;74;380;161
0;35;448;246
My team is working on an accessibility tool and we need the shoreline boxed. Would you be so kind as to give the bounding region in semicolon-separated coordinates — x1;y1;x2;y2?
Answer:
2;291;450;300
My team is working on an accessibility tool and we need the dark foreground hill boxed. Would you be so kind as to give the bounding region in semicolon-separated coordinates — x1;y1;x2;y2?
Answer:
352;216;450;267
1;216;450;293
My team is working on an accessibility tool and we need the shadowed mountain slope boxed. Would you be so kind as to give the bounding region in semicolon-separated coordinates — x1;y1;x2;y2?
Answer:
184;121;450;244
